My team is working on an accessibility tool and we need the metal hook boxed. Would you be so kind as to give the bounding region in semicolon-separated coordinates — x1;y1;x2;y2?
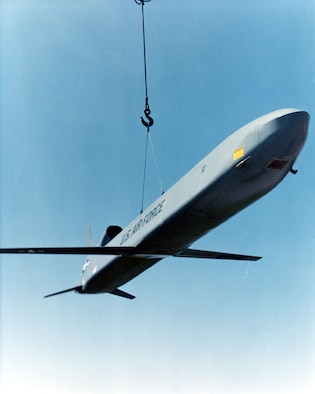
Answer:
134;0;151;4
141;110;154;128
141;99;154;128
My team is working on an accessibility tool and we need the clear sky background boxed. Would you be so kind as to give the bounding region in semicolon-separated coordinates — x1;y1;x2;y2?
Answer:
1;1;314;393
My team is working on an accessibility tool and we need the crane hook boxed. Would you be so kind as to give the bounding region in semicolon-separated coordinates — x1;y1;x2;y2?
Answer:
141;108;154;128
141;98;154;128
134;0;151;4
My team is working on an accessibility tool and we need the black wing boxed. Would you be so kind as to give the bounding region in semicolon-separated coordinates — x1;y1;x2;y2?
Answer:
0;246;261;261
0;246;135;255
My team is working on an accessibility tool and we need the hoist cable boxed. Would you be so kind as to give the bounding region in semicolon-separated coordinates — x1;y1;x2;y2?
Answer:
135;0;152;122
141;1;148;100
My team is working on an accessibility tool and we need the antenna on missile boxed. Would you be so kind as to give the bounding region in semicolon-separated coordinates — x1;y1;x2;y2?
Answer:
134;0;164;213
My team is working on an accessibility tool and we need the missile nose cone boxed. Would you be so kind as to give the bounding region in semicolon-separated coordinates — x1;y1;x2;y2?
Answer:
258;109;309;159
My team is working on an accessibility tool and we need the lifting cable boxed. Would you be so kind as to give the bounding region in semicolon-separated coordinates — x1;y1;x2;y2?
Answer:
134;0;164;213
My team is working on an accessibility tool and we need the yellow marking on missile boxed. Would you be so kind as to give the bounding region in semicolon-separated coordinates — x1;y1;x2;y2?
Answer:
233;146;244;161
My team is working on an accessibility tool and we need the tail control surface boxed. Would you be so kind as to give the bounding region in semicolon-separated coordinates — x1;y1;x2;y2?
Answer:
44;286;82;298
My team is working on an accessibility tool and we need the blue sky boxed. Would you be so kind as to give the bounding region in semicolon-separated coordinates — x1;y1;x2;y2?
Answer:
1;1;314;393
